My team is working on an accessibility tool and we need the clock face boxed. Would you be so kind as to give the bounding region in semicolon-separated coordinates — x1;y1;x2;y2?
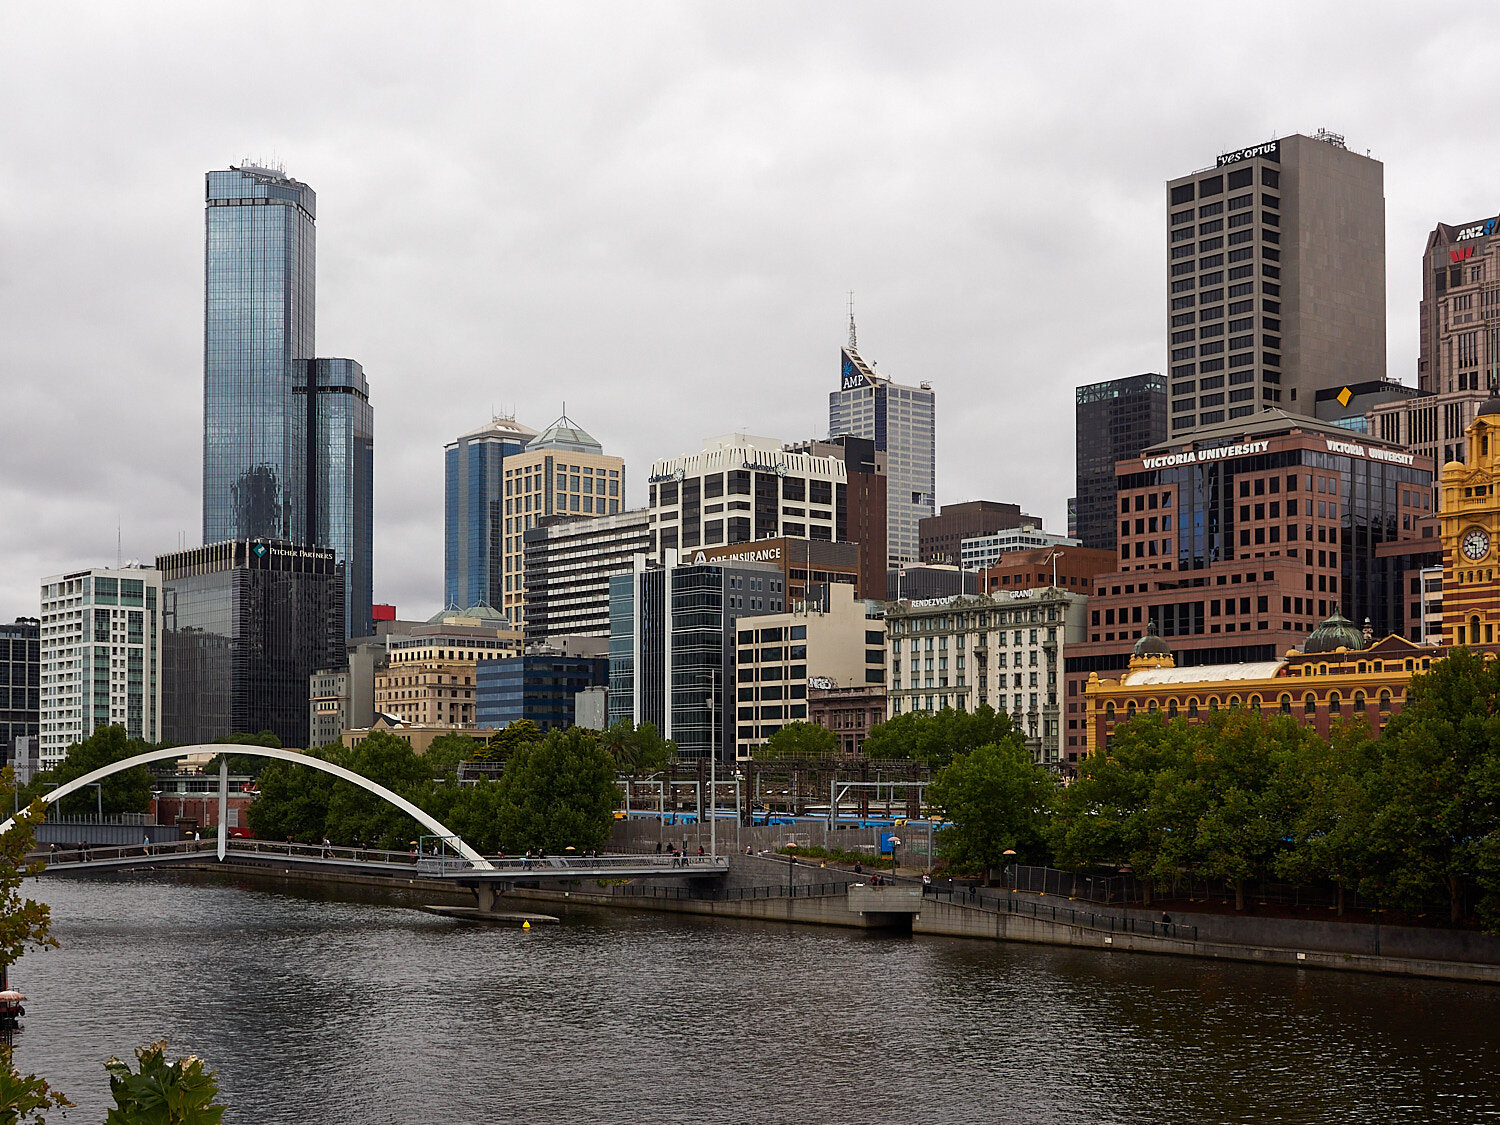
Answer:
1463;528;1491;561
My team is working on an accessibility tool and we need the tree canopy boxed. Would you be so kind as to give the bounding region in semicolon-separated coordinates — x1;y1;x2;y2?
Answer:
862;705;1020;768
754;721;838;759
928;736;1054;880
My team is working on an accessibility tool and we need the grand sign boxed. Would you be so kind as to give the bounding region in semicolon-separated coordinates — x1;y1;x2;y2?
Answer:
1216;139;1280;168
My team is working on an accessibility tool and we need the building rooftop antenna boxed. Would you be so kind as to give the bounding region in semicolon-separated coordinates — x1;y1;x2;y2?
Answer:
847;291;858;351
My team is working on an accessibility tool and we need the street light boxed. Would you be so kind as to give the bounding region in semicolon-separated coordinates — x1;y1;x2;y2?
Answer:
888;835;902;877
785;841;798;895
1003;848;1017;892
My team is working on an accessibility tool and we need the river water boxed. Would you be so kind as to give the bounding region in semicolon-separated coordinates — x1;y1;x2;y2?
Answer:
11;872;1500;1124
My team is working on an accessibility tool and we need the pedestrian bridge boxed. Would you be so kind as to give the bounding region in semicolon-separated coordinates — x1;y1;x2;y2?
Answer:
30;837;730;883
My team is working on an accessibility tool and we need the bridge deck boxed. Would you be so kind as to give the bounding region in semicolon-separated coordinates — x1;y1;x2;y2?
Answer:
31;841;729;881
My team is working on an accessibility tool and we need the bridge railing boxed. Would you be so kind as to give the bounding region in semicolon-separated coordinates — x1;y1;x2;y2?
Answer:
474;853;730;875
30;838;217;865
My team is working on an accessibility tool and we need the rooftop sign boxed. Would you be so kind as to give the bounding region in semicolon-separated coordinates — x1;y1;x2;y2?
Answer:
1216;139;1280;168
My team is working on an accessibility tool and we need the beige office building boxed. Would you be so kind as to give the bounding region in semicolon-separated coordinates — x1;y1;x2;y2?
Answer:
733;583;886;758
496;415;624;630
372;609;521;728
1166;131;1385;436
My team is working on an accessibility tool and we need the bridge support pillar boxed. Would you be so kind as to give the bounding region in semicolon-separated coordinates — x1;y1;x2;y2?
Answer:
475;883;497;914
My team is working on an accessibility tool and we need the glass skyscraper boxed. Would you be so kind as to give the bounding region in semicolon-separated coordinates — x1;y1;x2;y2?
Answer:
829;336;935;564
444;417;539;611
203;166;373;638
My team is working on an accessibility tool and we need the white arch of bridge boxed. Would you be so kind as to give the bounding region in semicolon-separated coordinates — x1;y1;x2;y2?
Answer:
0;744;493;870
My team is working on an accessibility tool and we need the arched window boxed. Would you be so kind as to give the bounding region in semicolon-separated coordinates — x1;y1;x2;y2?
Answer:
1328;691;1342;715
1249;695;1262;713
1405;659;1414;672
1188;698;1199;719
1126;701;1137;718
1379;689;1391;712
1353;690;1366;711
1304;693;1317;717
1147;699;1159;714
1208;698;1219;713
1279;694;1292;716
1228;695;1242;709
1168;699;1179;718
1105;702;1116;721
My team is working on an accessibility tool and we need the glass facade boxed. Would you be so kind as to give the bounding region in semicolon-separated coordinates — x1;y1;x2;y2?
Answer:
204;168;373;639
160;540;345;748
0;619;39;749
444;421;535;610
475;655;608;732
829;346;934;564
203;167;317;546
307;359;373;638
1075;374;1167;551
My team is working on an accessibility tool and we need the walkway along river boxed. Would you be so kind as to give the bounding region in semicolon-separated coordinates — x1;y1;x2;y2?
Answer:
14;871;1500;1124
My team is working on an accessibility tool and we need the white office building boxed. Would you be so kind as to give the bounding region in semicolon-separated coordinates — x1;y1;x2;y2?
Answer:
39;566;163;767
960;524;1079;570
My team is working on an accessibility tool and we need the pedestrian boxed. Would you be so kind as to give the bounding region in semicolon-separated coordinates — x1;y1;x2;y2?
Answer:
655;841;662;854
697;845;704;858
854;861;863;875
142;833;151;856
922;873;932;889
1161;911;1172;926
78;840;89;863
321;836;331;858
193;830;201;844
49;843;57;863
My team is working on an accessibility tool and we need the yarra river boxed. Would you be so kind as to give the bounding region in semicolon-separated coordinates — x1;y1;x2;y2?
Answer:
10;873;1500;1123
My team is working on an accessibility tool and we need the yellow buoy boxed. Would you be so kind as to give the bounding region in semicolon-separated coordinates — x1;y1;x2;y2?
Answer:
522;920;531;930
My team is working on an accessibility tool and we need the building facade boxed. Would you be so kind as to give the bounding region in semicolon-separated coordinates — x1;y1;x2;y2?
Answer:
1081;621;1435;755
807;684;888;757
203;166;373;638
1061;413;1433;765
375;616;524;728
0;619;39;756
784;435;887;600
1165;132;1385;436
1369;214;1500;476
919;500;1026;565
1437;399;1500;648
444;416;539;612
829;335;935;564
39;567;163;766
522;507;651;645
608;559;785;761
158;540;344;749
679;538;861;607
980;546;1117;597
885;587;1088;767
732;583;886;758
960;524;1077;570
1074;374;1167;550
474;652;609;732
648;434;846;560
495;415;624;630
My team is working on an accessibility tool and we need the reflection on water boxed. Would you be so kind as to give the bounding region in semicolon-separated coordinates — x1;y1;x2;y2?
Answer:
12;871;1500;1124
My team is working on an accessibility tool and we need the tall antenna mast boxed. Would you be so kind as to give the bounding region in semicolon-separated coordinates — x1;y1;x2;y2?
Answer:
847;291;858;351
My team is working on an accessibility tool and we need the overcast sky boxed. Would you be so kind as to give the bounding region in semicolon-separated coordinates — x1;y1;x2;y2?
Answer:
2;3;1491;621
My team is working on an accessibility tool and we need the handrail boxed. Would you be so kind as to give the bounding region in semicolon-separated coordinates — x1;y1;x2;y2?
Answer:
920;885;1197;942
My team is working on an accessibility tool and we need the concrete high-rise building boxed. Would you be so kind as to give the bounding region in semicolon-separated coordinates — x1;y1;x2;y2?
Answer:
444;416;539;612
1165;132;1385;436
39;567;163;767
648;435;846;559
828;321;935;564
1369;214;1500;475
494;415;624;630
522;508;652;644
919;500;1029;565
1074;374;1167;551
203;165;374;638
158;540;344;749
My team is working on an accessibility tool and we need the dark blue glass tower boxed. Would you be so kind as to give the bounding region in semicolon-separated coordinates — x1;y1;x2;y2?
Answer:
203;167;373;638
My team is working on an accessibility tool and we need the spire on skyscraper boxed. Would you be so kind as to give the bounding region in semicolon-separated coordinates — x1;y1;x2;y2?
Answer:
848;291;858;352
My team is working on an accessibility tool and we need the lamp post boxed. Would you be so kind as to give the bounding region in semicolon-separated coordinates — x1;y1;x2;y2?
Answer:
1003;848;1017;892
785;841;797;895
889;835;902;877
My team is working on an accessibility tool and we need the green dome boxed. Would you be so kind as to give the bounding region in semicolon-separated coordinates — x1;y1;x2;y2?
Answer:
1303;609;1364;654
1133;620;1172;659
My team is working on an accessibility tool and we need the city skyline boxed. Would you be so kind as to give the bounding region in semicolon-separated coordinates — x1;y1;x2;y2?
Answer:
7;5;1500;622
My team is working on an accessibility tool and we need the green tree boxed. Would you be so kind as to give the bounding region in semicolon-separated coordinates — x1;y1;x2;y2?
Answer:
1273;719;1378;915
599;719;674;774
204;730;283;778
36;726;153;817
1360;648;1500;922
863;705;1018;768
496;727;619;853
245;754;337;844
755;721;838;759
0;769;72;1122
928;739;1055;881
104;1042;225;1124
